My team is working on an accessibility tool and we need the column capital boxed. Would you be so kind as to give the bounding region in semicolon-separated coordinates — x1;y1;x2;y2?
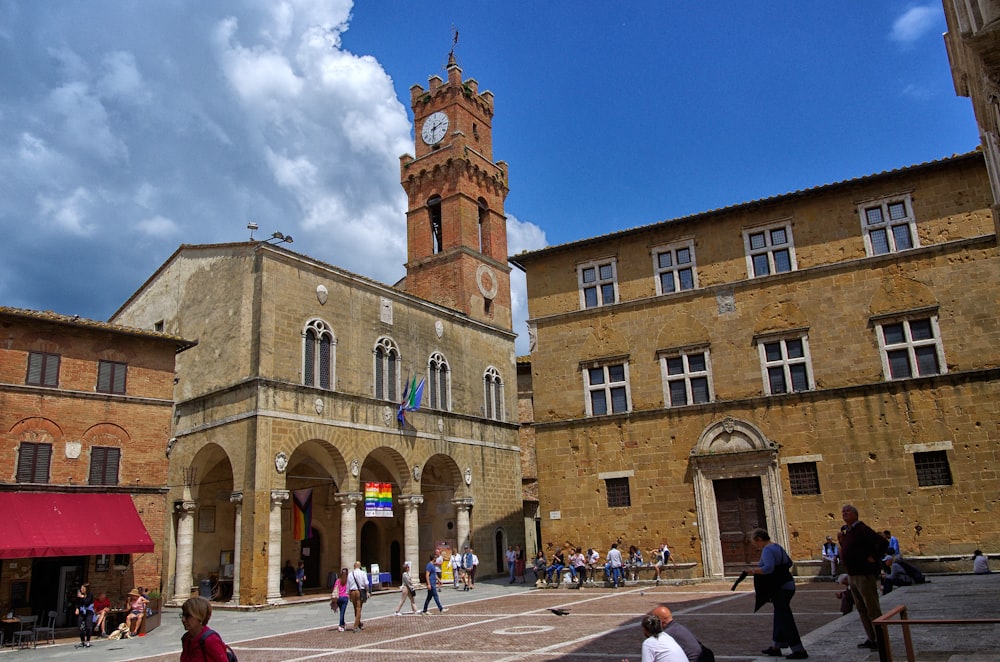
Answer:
270;489;290;505
230;491;244;505
452;497;474;511
398;494;425;509
334;491;364;507
174;500;197;515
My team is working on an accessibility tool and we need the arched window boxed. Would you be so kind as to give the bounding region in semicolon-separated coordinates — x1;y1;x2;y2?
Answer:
428;352;451;411
374;337;400;401
428;196;443;254
483;366;504;421
303;319;335;390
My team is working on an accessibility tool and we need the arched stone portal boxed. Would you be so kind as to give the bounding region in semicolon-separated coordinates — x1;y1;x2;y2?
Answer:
690;417;788;578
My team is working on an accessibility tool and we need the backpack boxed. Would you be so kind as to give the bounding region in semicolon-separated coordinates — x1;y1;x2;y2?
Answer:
199;627;238;662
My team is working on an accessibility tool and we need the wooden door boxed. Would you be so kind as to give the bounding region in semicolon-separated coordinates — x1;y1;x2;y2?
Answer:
713;477;766;574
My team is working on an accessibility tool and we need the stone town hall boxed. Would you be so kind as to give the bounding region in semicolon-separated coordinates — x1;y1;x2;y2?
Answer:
112;54;523;605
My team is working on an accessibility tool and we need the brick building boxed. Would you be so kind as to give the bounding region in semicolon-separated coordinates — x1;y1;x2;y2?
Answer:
0;307;193;624
110;55;524;606
511;152;1000;577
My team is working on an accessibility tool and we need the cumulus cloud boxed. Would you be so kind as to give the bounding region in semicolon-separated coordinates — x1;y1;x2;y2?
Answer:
890;5;941;46
137;215;180;237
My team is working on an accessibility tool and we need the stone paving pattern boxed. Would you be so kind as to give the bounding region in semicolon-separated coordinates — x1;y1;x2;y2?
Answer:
14;574;1000;661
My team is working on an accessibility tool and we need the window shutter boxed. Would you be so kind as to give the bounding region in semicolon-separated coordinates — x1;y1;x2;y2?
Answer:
98;362;112;392
43;355;59;386
89;447;106;484
27;353;43;384
112;365;126;393
16;443;37;482
319;335;331;389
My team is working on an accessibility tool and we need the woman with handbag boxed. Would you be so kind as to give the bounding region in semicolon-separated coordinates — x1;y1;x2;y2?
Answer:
394;562;418;615
747;528;808;659
330;568;350;632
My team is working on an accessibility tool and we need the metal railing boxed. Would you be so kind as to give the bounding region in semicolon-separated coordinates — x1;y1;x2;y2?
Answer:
873;604;1000;662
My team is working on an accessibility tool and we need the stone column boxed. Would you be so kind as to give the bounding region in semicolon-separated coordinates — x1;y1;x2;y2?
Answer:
267;490;289;604
453;498;474;552
399;494;424;568
172;499;197;603
334;492;363;568
228;492;243;605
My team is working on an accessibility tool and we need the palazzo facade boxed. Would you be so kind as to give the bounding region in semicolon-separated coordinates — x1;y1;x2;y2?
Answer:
111;56;523;605
512;152;1000;577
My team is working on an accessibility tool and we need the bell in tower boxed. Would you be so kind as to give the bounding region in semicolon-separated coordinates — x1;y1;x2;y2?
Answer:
398;52;512;330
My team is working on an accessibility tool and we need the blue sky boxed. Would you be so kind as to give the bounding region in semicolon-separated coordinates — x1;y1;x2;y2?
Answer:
0;2;976;355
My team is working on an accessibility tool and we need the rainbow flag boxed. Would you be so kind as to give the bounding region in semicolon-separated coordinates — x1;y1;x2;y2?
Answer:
292;488;312;540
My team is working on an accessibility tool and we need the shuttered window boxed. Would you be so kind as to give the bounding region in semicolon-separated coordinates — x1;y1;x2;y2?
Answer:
26;352;60;387
89;447;121;485
97;360;127;394
16;442;52;483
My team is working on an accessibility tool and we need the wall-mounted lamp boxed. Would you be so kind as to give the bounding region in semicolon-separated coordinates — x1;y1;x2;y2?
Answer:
265;231;294;245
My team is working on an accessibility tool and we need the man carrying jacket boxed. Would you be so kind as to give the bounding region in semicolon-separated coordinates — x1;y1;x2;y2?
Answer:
838;504;889;650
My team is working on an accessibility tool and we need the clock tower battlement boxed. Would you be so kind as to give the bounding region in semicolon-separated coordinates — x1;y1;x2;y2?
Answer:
399;53;512;331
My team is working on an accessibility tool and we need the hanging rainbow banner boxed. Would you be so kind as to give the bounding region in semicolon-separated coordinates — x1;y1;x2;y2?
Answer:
292;488;312;540
364;482;393;518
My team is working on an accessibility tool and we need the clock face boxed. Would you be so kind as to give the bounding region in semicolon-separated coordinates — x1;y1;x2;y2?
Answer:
421;111;449;145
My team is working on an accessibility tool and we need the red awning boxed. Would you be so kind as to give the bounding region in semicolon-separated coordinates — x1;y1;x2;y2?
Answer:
0;493;155;559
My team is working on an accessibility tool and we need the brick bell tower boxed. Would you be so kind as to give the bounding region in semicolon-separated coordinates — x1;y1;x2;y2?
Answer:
399;53;512;330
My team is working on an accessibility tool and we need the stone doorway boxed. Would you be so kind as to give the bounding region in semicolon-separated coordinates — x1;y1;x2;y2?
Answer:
690;417;788;578
714;477;766;574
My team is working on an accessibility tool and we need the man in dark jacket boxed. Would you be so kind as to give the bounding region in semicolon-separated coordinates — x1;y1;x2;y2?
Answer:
838;504;889;650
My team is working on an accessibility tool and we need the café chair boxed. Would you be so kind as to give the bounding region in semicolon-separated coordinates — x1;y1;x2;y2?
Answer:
33;611;57;645
12;615;37;649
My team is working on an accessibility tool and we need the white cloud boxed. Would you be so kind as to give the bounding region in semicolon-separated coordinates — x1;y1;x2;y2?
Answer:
890;5;941;46
47;81;128;163
37;188;96;236
505;212;548;355
137;215;179;237
98;51;150;105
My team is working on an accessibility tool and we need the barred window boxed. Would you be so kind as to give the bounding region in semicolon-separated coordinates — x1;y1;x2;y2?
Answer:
605;477;631;508
26;352;60;387
97;360;127;394
787;462;821;495
914;450;953;487
16;442;52;483
89;447;121;486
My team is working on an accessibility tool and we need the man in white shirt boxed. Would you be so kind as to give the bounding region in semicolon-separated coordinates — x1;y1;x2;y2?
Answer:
606;543;624;588
346;561;370;632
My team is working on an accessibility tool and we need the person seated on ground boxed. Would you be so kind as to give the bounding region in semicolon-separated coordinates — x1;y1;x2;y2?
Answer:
547;548;566;584
125;588;148;635
835;573;854;614
633;613;688;662
651;605;710;662
93;592;111;637
881;555;915;595
973;549;991;574
532;550;548;584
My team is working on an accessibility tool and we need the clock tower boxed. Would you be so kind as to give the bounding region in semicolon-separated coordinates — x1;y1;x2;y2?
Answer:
399;54;512;330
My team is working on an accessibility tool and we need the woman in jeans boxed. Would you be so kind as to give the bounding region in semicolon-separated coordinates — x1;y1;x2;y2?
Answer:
330;568;350;632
